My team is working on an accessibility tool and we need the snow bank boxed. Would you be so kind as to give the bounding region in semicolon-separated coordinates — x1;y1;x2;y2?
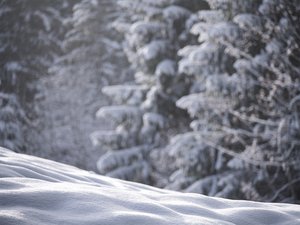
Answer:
0;148;299;225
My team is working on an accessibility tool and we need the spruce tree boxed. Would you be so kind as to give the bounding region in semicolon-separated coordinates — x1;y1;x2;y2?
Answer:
0;0;74;152
164;0;300;202
92;0;208;185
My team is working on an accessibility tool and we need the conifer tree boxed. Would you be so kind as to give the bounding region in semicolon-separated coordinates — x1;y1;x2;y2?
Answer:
49;0;124;86
0;0;75;152
163;0;300;202
92;0;208;185
0;93;25;150
30;0;128;169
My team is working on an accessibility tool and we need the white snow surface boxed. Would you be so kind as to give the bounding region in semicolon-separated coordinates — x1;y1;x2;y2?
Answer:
0;148;299;225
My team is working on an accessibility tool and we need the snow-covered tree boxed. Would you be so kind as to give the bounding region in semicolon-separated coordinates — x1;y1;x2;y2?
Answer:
49;0;126;86
0;93;25;151
20;0;128;170
0;0;74;152
92;0;208;185
163;0;300;203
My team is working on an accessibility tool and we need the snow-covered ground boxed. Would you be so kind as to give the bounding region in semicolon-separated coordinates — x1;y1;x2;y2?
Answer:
1;148;299;225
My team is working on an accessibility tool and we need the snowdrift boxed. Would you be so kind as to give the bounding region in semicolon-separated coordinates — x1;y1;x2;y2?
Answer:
0;148;299;225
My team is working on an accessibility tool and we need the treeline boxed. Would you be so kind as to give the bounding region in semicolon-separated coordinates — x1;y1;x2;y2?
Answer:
93;0;300;203
0;0;74;150
0;0;123;161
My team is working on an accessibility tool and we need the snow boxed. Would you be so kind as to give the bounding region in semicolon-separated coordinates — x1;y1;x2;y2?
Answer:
4;62;23;71
90;130;123;150
155;59;176;77
208;22;240;43
233;14;263;32
176;93;203;117
138;40;170;61
162;5;190;22
96;105;142;124
97;145;145;174
129;21;162;36
197;10;225;23
1;148;299;225
102;85;148;106
142;112;165;129
129;21;164;48
190;22;211;42
34;11;52;31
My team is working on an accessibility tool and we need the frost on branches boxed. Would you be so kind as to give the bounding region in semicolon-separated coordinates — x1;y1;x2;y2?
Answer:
0;94;24;151
94;0;300;203
163;0;300;202
92;0;208;186
0;0;74;152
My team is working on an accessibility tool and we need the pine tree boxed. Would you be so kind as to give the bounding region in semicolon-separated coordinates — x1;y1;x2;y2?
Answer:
0;0;74;152
0;93;25;150
21;0;126;169
163;0;300;203
92;0;208;185
49;0;125;86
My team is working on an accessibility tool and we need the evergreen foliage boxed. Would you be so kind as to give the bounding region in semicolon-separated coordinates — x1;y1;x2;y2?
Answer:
0;93;24;150
163;0;300;202
93;0;208;185
1;0;299;203
96;0;300;203
49;0;125;86
21;0;125;169
0;0;74;151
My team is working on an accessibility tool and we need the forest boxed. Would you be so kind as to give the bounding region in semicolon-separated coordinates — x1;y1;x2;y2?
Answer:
1;0;300;203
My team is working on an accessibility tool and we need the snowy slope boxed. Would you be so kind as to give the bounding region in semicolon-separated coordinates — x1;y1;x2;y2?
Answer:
0;148;299;225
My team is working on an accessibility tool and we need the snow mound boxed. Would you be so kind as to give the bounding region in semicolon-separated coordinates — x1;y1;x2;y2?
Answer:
0;148;299;225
